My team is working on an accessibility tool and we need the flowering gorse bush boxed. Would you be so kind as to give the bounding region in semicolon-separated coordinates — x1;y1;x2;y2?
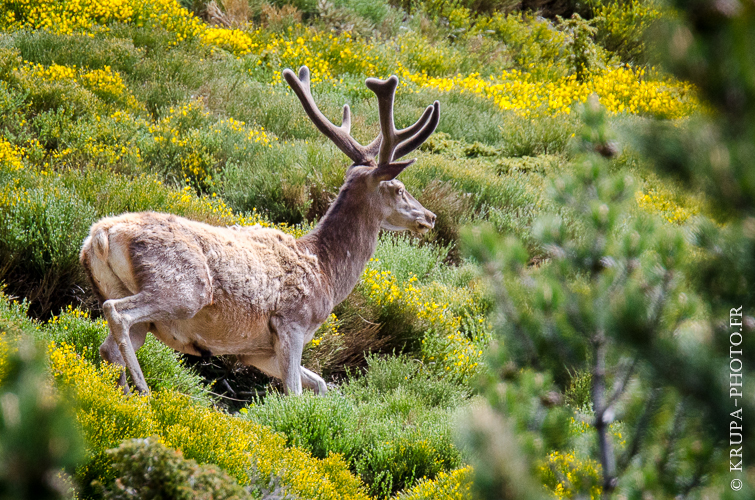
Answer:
16;61;141;111
0;138;23;171
0;0;203;40
359;260;489;383
0;0;700;121
404;65;697;118
635;187;699;224
397;466;473;500
539;451;602;500
537;415;628;499
236;27;699;119
309;313;340;348
46;340;371;500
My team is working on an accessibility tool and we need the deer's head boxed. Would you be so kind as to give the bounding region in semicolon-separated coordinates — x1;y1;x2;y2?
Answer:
283;66;438;235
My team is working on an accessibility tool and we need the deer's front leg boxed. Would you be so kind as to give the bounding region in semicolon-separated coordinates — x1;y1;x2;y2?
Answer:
301;366;327;395
270;315;305;395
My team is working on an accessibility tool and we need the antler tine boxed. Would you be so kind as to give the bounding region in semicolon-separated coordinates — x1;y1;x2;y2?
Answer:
393;100;440;160
283;66;368;164
365;76;399;165
365;77;441;165
364;102;437;157
341;104;351;134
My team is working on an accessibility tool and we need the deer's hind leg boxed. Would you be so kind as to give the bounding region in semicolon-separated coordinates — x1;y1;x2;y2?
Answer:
99;323;148;390
102;288;210;393
99;231;214;393
82;247;150;391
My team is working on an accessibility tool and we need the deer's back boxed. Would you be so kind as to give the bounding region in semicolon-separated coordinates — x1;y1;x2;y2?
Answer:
84;211;322;322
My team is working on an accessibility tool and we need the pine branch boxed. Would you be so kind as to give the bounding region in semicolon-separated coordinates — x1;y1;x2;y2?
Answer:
618;387;659;473
605;356;638;411
658;401;685;485
593;332;618;497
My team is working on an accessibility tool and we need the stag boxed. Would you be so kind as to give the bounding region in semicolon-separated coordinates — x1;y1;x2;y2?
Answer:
79;66;439;395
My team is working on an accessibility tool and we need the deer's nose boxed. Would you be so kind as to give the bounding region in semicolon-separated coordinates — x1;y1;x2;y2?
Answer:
427;211;436;225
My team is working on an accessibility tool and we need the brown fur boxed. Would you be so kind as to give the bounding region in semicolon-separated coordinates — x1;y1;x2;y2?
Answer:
82;212;323;354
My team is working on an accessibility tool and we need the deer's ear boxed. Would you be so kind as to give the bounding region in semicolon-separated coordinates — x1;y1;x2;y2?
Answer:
372;159;416;182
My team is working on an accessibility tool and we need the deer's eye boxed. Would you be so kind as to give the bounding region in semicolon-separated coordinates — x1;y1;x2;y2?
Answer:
396;188;403;196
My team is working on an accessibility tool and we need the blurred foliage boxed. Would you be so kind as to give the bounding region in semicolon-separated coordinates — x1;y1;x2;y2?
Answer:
593;0;665;65
460;1;755;498
0;334;84;500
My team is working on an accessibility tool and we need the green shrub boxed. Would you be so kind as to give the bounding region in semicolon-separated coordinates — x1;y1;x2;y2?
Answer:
419;0;519;20
95;437;253;500
495;154;562;175
399;152;551;250
372;233;450;284
32;108;76;152
498;112;578;157
122;40;212;117
215;78;327;141
433;92;573;151
271;0;319;17
471;12;570;79
245;391;355;459
343;354;467;407
397;32;464;77
0;80;27;139
109;23;199;56
220;140;325;223
416;180;474;254
0;292;34;338
333;0;391;26
317;0;378;37
245;355;465;498
0;175;95;317
12;31;143;75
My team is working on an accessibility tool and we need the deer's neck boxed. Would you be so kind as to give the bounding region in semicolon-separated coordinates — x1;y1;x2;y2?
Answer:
298;188;382;306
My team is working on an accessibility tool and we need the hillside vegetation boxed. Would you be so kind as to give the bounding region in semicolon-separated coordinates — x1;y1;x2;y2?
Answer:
1;0;749;498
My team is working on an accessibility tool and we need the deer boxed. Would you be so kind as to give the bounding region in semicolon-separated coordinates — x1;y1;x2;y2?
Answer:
79;66;439;396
